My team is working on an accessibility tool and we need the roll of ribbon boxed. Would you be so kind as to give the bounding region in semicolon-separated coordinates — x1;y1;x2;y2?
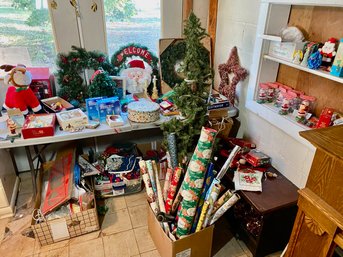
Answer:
165;167;183;214
176;127;217;237
163;168;173;201
209;193;240;225
167;133;178;169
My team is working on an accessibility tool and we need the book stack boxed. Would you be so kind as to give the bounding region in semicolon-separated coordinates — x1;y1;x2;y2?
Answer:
208;90;230;119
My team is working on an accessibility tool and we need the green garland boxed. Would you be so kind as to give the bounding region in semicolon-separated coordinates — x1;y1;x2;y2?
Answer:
56;46;116;102
110;43;160;95
160;40;210;88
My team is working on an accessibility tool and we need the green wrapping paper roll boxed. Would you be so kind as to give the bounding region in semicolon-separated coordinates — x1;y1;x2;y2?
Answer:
176;127;217;237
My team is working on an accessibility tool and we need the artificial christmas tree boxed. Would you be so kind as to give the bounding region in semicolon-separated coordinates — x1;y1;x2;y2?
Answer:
88;70;120;98
161;11;212;161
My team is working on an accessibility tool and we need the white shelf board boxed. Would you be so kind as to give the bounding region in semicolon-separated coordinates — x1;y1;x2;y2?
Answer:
245;100;314;148
264;54;343;84
260;34;282;41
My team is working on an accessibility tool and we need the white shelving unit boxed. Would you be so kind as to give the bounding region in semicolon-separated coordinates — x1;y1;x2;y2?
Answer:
246;0;343;147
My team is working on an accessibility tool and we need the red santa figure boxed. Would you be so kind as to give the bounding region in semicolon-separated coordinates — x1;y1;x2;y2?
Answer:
1;64;42;115
319;38;337;68
119;59;153;94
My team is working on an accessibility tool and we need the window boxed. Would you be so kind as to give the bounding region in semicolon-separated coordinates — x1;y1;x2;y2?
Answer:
0;0;56;68
104;0;161;55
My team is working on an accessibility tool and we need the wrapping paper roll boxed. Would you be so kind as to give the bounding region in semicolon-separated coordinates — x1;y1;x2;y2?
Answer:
212;189;233;214
146;160;157;194
202;183;221;228
142;173;159;215
216;145;241;180
209;193;240;225
176;127;217;237
191;164;216;233
153;161;165;212
163;168;173;201
171;187;183;214
167;133;178;169
139;160;148;174
165;167;183;214
195;201;209;232
153;160;170;233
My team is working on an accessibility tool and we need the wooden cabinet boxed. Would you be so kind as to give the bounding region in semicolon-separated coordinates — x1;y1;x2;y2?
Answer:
285;126;343;257
225;167;298;257
0;149;20;219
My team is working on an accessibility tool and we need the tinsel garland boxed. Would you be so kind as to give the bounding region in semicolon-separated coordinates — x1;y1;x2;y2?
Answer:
110;43;160;94
56;46;116;102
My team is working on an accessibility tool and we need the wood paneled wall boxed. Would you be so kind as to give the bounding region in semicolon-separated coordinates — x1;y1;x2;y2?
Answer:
276;6;343;117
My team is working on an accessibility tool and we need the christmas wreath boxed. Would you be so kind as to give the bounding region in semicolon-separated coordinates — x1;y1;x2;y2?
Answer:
159;39;210;89
56;46;116;103
110;43;160;94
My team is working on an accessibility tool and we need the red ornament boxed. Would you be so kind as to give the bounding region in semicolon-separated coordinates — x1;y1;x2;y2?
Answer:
72;57;80;62
60;55;68;64
218;47;249;106
98;56;105;63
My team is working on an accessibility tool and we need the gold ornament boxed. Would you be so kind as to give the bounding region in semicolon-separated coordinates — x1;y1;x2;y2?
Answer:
69;0;80;17
50;0;57;10
91;1;98;12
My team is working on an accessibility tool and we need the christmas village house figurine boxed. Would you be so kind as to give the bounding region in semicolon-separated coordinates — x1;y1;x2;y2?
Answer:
1;64;42;115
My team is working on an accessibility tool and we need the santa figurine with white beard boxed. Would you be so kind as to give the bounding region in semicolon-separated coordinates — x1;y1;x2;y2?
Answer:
120;59;153;94
319;38;338;69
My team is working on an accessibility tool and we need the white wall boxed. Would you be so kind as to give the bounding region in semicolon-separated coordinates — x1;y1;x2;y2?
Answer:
214;0;315;188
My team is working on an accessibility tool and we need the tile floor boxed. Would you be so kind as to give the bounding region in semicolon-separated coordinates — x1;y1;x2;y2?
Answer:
0;173;283;257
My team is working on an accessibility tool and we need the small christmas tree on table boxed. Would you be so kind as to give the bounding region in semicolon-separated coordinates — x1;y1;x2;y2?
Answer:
88;70;120;98
161;11;212;161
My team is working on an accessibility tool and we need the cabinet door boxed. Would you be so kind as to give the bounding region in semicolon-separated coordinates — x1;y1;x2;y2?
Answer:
285;188;343;257
48;0;81;53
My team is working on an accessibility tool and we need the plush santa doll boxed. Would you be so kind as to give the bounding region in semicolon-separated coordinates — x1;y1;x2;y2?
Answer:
120;59;152;94
1;64;42;115
319;38;337;68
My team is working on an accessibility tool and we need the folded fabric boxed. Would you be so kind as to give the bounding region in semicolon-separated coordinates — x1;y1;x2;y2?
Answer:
106;154;137;173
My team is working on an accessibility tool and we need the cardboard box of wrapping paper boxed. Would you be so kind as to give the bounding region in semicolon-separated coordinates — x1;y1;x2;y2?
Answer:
147;204;214;257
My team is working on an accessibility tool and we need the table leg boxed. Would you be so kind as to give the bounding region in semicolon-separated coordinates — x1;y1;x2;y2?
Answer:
25;146;37;198
7;148;19;176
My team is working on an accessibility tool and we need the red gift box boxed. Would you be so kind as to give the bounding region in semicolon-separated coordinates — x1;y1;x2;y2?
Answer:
316;107;334;129
22;114;56;139
244;149;271;167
